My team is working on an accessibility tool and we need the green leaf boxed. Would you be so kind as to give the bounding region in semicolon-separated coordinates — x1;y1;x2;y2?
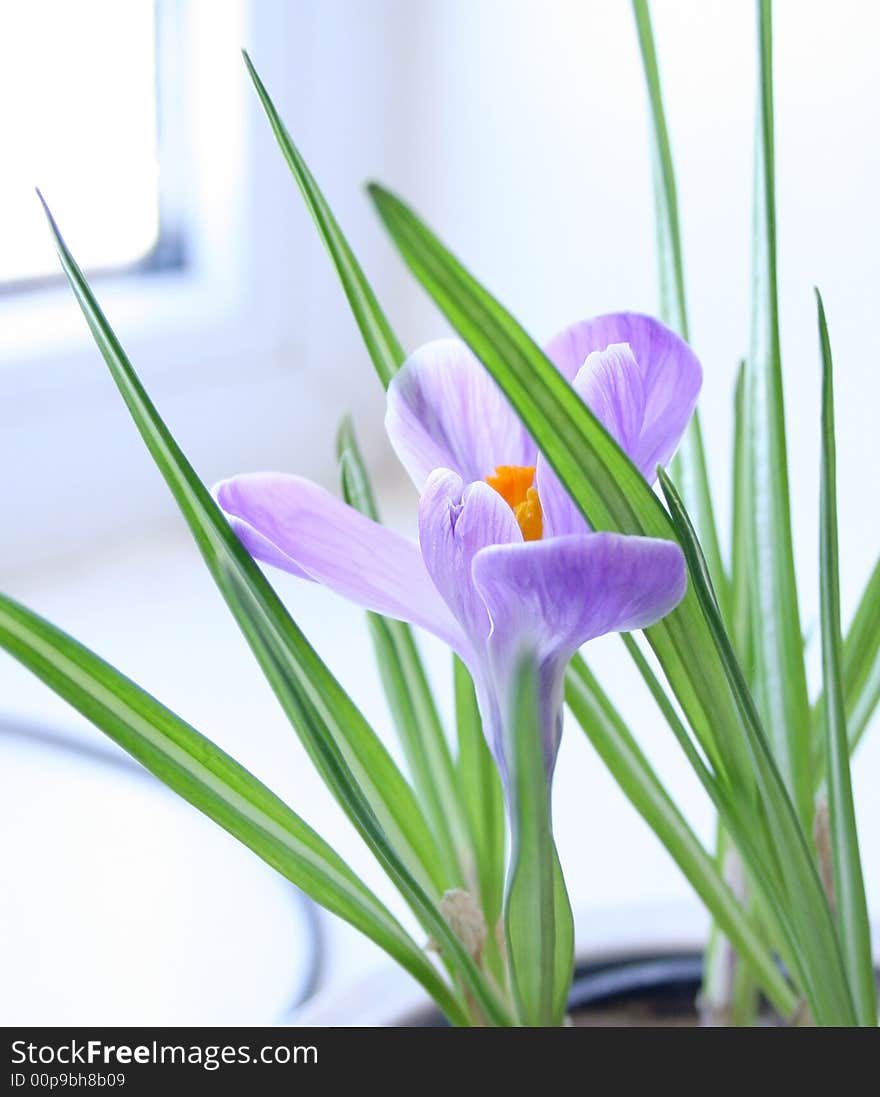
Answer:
38;194;437;888
846;638;880;756
746;0;813;830
729;360;754;670
631;0;688;336
0;592;467;1026
816;289;876;1026
700;825;761;1028
242;50;403;388
39;195;511;1027
631;0;726;607
504;658;573;1026
841;557;880;751
566;653;797;1018
606;648;800;988
659;466;857;1026
812;555;880;769
619;633;724;794
633;2;773;1019
367;181;755;802
454;656;505;933
337;417;467;887
614;634;797;981
614;635;787;946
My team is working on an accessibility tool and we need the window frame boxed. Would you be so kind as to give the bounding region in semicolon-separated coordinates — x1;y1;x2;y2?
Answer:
0;0;299;570
0;0;258;394
0;0;401;573
0;0;186;299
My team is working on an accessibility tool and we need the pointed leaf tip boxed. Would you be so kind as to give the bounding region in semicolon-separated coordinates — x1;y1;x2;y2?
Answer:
35;187;51;219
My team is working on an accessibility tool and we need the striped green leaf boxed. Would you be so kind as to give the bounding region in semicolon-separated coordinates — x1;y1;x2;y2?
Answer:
729;361;754;670
454;656;506;946
0;592;466;1025
659;467;857;1026
816;289;876;1026
745;0;812;830
566;653;796;1018
840;557;880;752
337;416;467;887
243;50;403;388
40;196;511;1027
504;658;573;1026
812;556;880;772
631;0;726;604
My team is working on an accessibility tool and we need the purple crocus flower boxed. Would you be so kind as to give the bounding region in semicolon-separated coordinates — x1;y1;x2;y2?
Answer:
216;313;699;789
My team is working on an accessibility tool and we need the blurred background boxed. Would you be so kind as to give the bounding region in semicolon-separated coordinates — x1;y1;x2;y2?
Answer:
1;0;877;1023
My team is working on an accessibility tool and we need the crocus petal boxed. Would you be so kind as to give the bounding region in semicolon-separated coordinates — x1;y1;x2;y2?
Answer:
222;510;311;579
543;311;702;478
472;532;687;769
215;473;466;651
418;468;523;649
386;339;534;490
574;343;647;457
536;342;649;537
474;531;687;653
534;454;590;540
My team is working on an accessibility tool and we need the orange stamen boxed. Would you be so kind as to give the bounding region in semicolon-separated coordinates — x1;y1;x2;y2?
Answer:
485;465;544;541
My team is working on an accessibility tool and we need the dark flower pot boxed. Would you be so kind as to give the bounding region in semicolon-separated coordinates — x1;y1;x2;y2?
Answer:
565;952;702;1026
409;951;706;1027
292;906;712;1026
